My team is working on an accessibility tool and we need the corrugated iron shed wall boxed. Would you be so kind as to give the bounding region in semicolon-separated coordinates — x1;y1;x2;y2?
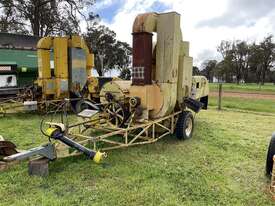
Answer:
0;49;37;71
0;33;40;49
0;33;42;87
0;49;38;87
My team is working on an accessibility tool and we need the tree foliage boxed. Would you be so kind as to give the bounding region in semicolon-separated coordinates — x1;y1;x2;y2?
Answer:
200;60;217;83
0;0;97;36
119;67;131;80
250;36;275;84
217;40;250;84
200;35;275;84
85;22;132;76
192;66;200;76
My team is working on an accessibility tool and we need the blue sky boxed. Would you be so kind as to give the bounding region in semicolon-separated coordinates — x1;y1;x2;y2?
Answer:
94;0;172;23
94;0;123;23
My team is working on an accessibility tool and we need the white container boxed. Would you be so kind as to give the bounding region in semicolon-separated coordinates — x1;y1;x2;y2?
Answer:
23;101;38;111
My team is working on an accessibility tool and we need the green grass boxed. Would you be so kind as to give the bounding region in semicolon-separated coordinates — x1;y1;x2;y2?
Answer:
209;96;275;114
210;83;275;94
0;110;274;205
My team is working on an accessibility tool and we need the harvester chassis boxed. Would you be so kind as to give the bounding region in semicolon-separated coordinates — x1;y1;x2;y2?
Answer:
60;110;183;153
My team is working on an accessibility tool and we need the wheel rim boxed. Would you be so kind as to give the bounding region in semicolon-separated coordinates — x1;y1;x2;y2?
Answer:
104;102;125;127
185;117;193;137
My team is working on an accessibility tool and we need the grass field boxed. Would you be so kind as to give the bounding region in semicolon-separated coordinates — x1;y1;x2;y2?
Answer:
209;96;275;113
0;83;274;205
210;83;275;94
0;109;274;205
209;83;275;113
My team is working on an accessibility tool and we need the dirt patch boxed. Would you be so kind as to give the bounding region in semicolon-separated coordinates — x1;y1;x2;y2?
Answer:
210;91;275;100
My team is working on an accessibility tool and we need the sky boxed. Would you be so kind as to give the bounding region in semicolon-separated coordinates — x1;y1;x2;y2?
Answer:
88;0;275;67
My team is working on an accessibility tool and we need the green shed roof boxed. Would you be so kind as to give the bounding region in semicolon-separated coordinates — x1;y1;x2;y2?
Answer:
0;61;17;65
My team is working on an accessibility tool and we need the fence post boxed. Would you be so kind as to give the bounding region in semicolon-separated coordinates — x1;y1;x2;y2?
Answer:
218;83;222;110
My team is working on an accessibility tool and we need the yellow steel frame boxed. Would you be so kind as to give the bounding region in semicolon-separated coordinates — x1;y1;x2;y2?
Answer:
56;111;181;154
0;98;86;116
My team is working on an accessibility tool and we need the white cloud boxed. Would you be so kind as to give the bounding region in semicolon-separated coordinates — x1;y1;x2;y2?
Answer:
96;0;275;67
102;0;173;47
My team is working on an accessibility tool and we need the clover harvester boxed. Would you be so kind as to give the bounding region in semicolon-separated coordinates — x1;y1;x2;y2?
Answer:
45;11;209;156
2;12;209;166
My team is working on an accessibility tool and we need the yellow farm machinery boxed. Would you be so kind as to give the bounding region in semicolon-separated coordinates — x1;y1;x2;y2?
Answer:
0;35;101;116
0;12;209;175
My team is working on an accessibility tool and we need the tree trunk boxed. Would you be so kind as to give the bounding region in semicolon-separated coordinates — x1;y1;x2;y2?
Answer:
32;1;40;36
95;57;103;76
261;68;266;85
236;73;241;84
96;68;103;77
243;66;249;83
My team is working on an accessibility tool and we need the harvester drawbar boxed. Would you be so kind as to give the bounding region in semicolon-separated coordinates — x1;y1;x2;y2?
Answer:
1;122;105;171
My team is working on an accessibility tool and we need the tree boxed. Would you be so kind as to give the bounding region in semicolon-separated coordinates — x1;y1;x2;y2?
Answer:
85;23;132;76
248;42;263;84
0;0;28;33
216;36;275;84
217;40;236;83
235;41;250;83
192;66;201;75
201;60;217;82
217;40;232;59
0;0;97;36
245;36;275;84
119;68;131;80
215;60;230;82
257;35;275;85
217;40;252;84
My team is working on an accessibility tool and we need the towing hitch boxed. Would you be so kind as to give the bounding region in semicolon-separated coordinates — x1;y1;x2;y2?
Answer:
0;123;106;175
44;124;106;164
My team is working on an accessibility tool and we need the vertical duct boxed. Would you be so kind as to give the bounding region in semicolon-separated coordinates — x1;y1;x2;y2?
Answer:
132;32;153;85
54;37;68;98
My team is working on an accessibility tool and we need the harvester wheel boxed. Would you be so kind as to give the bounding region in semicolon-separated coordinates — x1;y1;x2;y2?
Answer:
175;111;194;140
104;102;126;127
266;133;275;175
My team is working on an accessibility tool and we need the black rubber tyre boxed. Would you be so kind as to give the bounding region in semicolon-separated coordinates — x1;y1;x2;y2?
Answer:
175;111;194;140
266;133;275;175
75;99;99;114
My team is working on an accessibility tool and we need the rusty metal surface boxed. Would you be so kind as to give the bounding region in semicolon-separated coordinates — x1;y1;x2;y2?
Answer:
132;32;153;85
132;13;158;33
